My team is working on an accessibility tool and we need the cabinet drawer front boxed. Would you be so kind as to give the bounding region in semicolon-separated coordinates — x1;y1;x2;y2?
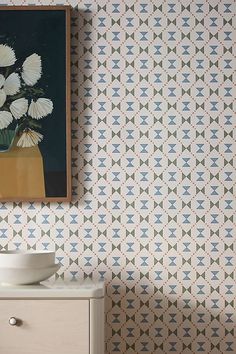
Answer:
0;300;89;354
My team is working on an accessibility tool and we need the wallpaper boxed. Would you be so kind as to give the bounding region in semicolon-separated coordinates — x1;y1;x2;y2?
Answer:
0;1;235;353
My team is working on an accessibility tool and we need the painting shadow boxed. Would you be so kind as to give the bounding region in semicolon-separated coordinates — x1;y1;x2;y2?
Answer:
71;7;93;204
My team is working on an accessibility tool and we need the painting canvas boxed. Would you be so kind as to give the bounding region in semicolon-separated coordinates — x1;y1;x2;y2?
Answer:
0;6;71;202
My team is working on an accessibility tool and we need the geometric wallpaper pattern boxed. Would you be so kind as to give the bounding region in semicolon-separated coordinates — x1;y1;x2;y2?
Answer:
0;1;235;353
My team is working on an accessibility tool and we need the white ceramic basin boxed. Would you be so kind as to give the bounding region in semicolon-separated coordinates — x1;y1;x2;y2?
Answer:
0;264;60;285
0;250;55;269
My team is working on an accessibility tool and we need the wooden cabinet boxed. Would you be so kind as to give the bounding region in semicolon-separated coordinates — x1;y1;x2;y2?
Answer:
0;281;104;354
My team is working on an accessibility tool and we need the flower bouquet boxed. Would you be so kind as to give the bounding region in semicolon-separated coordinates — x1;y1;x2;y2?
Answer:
0;44;53;151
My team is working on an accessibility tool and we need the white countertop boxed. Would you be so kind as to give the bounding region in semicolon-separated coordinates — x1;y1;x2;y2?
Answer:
0;279;105;299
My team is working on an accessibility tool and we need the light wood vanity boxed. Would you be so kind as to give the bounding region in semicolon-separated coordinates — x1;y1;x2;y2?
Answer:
0;280;104;354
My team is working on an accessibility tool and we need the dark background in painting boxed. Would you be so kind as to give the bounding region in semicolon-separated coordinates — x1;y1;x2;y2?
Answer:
0;10;67;197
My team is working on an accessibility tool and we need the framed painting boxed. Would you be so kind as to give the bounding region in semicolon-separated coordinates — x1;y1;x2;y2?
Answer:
0;6;71;202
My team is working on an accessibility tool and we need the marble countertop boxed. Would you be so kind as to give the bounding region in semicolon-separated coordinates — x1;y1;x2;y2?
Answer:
0;279;105;299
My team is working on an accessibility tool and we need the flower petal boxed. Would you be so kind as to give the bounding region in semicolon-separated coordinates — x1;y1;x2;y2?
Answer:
0;74;5;88
28;98;53;119
0;89;6;108
17;128;43;148
22;53;42;86
0;44;16;67
4;73;21;96
0;111;13;129
10;98;28;119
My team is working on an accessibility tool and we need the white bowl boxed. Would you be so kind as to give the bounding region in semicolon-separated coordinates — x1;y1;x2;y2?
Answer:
0;251;55;269
0;264;60;285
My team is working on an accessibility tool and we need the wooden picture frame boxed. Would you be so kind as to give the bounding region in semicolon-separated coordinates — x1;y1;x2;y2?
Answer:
0;6;71;202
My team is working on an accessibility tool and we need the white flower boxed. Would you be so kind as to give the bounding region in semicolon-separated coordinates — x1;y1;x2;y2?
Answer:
0;74;4;88
28;98;53;119
10;98;28;119
4;73;21;96
0;44;16;67
0;89;6;108
0;73;21;108
17;128;43;148
0;111;13;129
22;53;42;86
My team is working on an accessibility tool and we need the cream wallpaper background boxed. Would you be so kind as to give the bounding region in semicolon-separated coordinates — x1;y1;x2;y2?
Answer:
0;0;235;353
